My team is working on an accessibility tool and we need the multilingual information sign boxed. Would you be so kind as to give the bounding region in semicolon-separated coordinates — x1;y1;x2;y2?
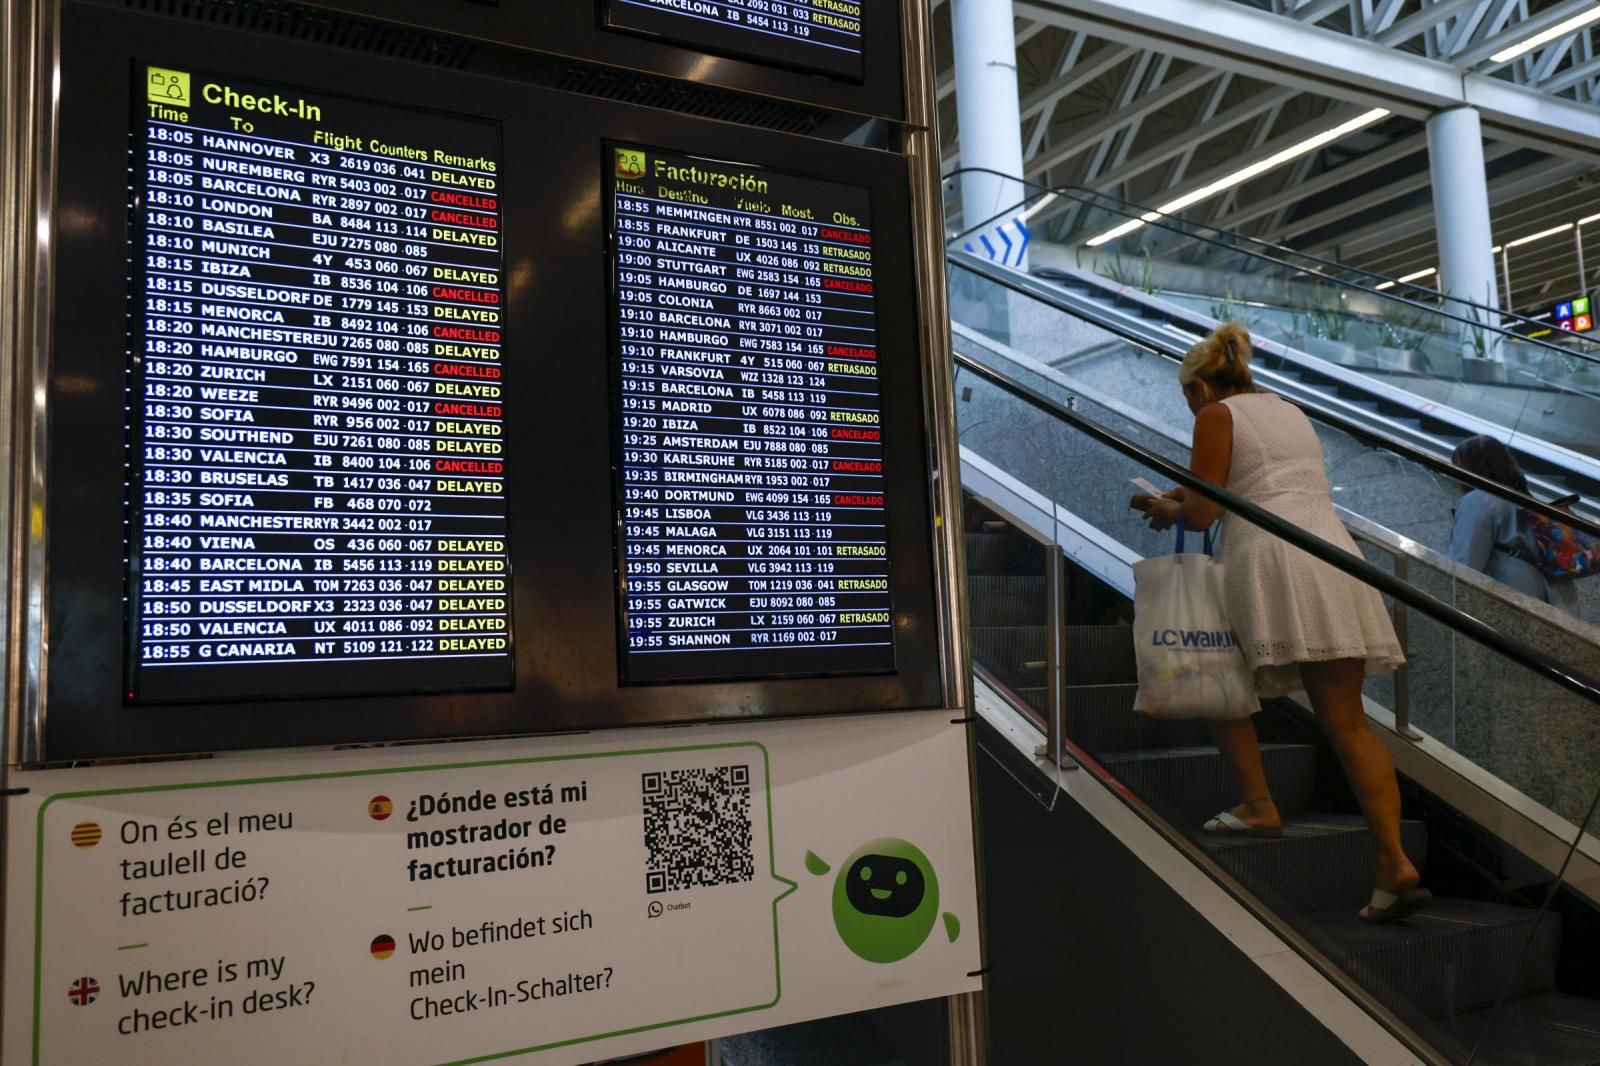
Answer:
127;64;513;703
2;713;982;1066
607;144;893;683
603;0;866;80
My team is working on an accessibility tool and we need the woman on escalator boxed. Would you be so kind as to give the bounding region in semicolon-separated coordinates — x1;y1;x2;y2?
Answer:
1447;435;1578;614
1130;322;1426;923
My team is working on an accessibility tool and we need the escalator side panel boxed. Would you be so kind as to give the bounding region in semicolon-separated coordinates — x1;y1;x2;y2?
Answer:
977;727;1374;1066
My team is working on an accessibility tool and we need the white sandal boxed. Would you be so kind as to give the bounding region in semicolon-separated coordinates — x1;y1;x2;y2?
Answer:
1360;884;1431;923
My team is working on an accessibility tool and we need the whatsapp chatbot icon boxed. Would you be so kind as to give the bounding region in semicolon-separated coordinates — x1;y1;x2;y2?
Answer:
812;838;952;964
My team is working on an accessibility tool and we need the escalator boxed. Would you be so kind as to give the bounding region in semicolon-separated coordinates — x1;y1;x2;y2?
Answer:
948;174;1600;505
948;258;1600;1064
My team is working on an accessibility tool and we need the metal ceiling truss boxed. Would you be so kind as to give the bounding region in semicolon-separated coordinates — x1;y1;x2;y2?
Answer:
933;0;1597;310
1009;0;1600;157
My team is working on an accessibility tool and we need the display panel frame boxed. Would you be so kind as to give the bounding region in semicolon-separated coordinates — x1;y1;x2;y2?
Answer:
286;0;906;122
600;0;867;83
43;3;940;761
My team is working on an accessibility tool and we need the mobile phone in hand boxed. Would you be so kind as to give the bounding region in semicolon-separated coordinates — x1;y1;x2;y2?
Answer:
1130;477;1161;496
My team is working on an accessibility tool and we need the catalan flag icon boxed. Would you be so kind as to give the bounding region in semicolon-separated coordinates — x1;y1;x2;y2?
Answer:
368;796;392;821
370;934;396;960
71;822;102;848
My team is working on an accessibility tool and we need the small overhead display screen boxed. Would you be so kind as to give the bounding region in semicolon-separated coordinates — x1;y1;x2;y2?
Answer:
606;143;894;684
127;63;513;702
602;0;865;80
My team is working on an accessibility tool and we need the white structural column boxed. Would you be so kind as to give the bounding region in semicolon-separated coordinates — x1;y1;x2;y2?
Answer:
1427;106;1501;336
953;0;1029;263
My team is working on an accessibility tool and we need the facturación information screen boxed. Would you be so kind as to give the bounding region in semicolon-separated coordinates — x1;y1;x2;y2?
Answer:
607;143;895;683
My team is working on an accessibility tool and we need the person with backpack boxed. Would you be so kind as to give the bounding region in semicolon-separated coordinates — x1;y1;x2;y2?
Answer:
1448;436;1579;614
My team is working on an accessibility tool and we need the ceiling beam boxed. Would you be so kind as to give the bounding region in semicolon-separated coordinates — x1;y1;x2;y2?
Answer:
935;19;1052;102
1214;130;1430;232
1013;85;1297;234
1374;0;1484;46
1145;129;1430;256
1454;0;1600;68
1443;0;1518;56
1020;63;1225;177
1272;142;1519;242
1012;0;1600;160
1023;32;1087;159
1032;101;1377;240
1541;49;1600;95
1303;156;1590;257
1291;0;1354;25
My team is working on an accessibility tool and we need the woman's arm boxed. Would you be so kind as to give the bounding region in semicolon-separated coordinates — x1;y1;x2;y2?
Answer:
1132;403;1233;531
1446;492;1498;572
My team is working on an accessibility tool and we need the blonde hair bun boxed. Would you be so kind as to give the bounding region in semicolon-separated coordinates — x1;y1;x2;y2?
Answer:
1179;321;1255;391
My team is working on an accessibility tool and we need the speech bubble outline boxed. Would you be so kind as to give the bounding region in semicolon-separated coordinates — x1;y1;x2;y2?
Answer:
28;741;800;1066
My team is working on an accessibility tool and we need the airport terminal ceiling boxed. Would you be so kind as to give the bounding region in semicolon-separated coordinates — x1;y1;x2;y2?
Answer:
932;0;1600;316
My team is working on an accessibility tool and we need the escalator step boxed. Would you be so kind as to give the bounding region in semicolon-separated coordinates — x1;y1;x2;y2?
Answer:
963;532;1014;576
967;575;1047;626
1196;814;1428;912
1062;625;1136;685
1308;897;1560;1021
1423;992;1600;1066
1060;683;1211;755
1096;743;1317;822
971;626;1047;698
1012;687;1048;717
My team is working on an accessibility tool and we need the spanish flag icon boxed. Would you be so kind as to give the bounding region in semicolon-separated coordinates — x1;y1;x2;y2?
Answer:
368;796;393;821
370;934;396;960
71;822;102;848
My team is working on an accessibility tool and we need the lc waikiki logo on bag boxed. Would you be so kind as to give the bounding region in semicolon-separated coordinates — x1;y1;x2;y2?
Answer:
1150;628;1239;650
1525;510;1600;579
1131;526;1259;720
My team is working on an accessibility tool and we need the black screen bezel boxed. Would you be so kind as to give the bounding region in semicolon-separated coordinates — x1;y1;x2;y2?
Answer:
44;3;941;761
281;0;905;122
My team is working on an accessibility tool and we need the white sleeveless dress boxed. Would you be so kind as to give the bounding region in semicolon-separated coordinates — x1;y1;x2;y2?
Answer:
1216;393;1405;698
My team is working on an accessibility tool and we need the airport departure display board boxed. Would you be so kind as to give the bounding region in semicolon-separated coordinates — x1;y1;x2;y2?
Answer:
127;64;513;702
603;0;865;80
607;143;893;683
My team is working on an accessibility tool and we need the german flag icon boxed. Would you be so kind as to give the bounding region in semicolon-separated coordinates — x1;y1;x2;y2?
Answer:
71;822;102;848
370;934;396;961
368;796;393;821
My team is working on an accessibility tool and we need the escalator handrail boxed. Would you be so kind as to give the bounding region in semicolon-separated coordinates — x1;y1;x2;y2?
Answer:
949;246;1600;544
953;347;1600;713
945;167;1598;364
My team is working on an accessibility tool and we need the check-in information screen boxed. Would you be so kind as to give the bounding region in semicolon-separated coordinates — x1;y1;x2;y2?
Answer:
127;65;514;702
607;144;895;683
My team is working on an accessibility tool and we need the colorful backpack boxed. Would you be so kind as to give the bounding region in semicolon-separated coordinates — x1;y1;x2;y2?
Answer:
1525;510;1600;579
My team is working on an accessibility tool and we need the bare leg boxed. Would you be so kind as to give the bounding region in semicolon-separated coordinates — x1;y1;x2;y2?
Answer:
1301;659;1420;900
1208;717;1280;830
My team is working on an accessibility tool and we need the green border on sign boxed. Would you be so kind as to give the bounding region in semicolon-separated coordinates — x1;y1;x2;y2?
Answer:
31;742;800;1065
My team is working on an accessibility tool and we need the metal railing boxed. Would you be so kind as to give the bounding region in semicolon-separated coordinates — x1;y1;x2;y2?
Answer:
945;168;1599;363
955;346;1600;714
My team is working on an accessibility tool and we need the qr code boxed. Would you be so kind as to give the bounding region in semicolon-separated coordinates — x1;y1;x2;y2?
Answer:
642;765;755;894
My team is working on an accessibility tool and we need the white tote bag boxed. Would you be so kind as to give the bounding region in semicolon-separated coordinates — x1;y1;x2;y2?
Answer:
1132;527;1259;720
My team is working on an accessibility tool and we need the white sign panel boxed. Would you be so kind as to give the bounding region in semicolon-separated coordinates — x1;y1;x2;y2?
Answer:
2;712;981;1065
